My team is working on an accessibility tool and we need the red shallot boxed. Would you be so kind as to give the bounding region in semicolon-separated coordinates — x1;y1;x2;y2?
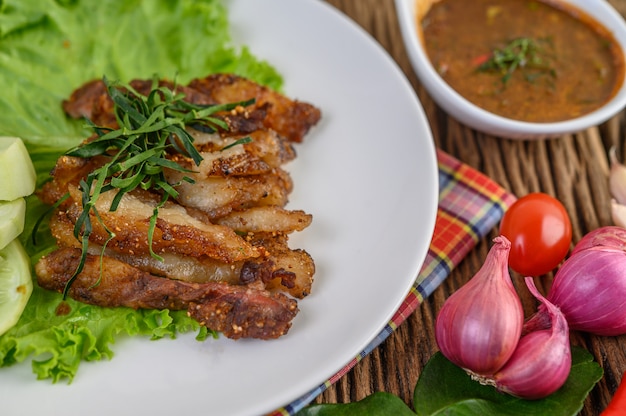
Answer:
526;226;626;336
493;277;571;399
435;236;524;376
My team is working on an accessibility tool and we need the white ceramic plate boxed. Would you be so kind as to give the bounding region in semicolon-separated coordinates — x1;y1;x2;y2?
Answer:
1;0;438;415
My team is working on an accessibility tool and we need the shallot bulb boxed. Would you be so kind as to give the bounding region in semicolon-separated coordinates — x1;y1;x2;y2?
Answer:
494;277;571;399
526;226;626;336
570;225;626;256
435;236;524;376
546;248;626;336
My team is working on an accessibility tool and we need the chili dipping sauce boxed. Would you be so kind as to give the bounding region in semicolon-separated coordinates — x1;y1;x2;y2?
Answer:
421;0;625;122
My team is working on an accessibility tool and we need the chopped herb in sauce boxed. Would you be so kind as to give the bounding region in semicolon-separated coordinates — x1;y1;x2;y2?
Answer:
477;37;556;87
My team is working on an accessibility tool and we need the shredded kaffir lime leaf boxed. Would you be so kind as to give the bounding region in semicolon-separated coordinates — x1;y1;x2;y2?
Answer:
62;75;254;298
477;37;556;85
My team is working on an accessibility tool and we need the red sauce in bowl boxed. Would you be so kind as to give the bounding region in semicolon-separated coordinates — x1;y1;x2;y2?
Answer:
421;0;625;122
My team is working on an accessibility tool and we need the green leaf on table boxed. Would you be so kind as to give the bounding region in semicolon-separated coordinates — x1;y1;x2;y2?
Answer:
294;347;601;416
295;392;416;416
414;347;603;416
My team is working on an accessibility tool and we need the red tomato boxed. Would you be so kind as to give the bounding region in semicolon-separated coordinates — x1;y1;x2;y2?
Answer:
499;192;572;276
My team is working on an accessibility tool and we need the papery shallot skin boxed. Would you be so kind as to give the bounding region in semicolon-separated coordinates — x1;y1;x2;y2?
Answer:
545;248;626;336
435;236;524;376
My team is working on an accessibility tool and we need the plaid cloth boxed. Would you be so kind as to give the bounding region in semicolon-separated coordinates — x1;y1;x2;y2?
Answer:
271;149;516;416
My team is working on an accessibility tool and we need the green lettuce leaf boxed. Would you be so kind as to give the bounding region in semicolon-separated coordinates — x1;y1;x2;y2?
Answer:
0;0;282;382
0;0;282;147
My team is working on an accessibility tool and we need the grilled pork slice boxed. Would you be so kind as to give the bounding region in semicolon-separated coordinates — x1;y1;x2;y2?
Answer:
251;233;315;298
179;129;298;176
38;132;297;221
62;74;321;143
36;247;299;340
188;74;321;143
214;206;312;233
50;211;315;299
62;186;259;263
38;155;107;206
166;167;293;220
62;78;268;136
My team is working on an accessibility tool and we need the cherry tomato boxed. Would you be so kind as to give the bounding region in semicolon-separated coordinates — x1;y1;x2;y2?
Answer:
499;192;572;276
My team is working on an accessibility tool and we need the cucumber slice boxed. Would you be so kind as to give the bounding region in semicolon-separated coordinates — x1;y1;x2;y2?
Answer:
0;136;36;201
0;198;26;250
0;239;33;336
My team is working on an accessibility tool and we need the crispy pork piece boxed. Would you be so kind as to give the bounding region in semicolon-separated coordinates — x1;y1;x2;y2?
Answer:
62;74;321;143
248;232;315;298
179;129;297;176
50;211;314;298
63;79;213;128
38;131;296;216
63;78;270;135
35;248;298;339
62;186;259;263
166;168;293;219
215;206;312;233
188;74;321;143
38;155;107;206
62;79;107;120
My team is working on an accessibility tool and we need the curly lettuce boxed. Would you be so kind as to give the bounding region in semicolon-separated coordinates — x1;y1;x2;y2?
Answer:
0;0;283;382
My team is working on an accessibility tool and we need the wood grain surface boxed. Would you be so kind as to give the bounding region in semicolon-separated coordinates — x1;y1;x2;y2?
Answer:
315;1;626;414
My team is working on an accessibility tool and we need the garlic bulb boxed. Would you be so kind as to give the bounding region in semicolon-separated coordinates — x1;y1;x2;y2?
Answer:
493;277;571;399
435;236;524;376
609;146;626;228
609;146;626;206
611;199;626;229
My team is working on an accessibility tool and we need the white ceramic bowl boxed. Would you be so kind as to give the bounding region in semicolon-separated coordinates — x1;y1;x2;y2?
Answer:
395;0;626;139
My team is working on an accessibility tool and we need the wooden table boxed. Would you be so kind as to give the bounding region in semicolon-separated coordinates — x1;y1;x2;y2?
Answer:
316;1;626;414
